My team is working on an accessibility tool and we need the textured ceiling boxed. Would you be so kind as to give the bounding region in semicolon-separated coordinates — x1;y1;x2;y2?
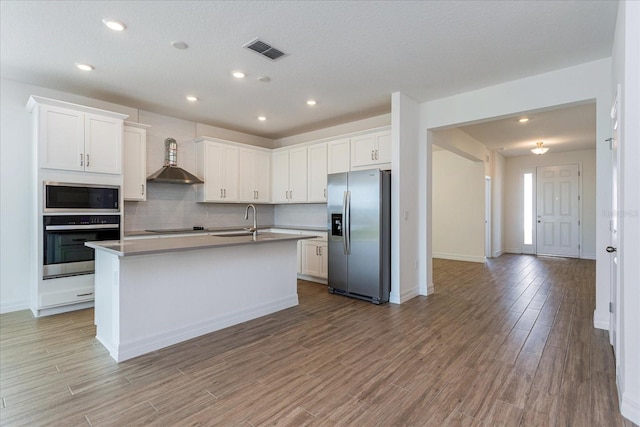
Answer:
0;1;618;139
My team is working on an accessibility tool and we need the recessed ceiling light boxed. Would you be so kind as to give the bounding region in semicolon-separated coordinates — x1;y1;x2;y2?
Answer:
518;117;529;123
258;116;267;121
75;63;94;71
186;96;198;102
258;76;271;83
102;19;126;31
306;99;317;106
233;71;246;79
171;41;189;50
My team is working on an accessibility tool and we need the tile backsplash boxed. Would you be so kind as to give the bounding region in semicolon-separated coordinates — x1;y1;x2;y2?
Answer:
124;183;275;232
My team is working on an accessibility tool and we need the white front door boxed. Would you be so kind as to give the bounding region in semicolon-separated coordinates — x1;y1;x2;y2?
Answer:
536;164;580;257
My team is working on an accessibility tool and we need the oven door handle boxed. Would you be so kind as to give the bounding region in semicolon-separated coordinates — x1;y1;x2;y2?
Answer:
45;224;119;231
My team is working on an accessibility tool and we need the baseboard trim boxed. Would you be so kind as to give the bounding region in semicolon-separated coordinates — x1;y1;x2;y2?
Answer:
390;287;420;305
492;250;504;257
112;295;299;362
432;252;485;263
593;309;610;330
418;281;434;296
0;299;31;314
621;389;640;425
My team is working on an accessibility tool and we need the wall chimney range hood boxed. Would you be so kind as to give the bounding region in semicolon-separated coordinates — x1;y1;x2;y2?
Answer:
146;138;204;184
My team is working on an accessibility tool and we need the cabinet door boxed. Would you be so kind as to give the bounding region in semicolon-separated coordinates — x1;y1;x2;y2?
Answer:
254;150;271;202
375;131;392;164
238;148;255;202
84;113;122;174
308;143;327;202
221;145;239;201
271;151;290;203
203;142;225;201
288;146;308;202
319;241;328;278
123;126;147;201
327;138;350;174
39;105;85;171
350;134;376;168
302;241;323;277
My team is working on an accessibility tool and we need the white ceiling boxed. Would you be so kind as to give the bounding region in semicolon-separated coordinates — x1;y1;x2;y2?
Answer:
457;102;597;158
0;1;618;140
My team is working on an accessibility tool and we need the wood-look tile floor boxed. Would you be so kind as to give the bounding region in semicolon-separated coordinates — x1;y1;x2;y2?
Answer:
1;255;636;426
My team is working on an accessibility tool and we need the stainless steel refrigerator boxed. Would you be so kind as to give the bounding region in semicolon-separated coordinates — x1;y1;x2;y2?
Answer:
327;169;391;304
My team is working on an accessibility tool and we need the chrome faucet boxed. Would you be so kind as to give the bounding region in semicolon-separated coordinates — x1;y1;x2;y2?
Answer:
244;204;258;239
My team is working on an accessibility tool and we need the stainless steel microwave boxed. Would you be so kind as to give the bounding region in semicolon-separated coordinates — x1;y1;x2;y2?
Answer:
44;182;120;212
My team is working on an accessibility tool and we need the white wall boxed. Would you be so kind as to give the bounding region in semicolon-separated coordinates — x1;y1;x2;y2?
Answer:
0;79;274;313
492;152;506;256
432;150;485;262
390;92;421;302
274;114;391;148
611;1;640;423
419;58;612;332
503;149;597;258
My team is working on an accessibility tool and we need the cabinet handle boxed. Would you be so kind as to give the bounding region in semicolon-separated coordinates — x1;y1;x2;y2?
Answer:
86;154;90;166
80;153;83;166
141;184;145;195
375;150;378;160
323;188;327;198
223;189;226;198
76;292;93;297
371;150;375;160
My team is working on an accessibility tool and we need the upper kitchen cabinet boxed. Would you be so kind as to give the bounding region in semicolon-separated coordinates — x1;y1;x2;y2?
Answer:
327;138;350;174
272;146;307;203
239;147;271;203
26;96;127;174
194;138;239;203
307;143;327;203
123;122;150;201
350;129;391;170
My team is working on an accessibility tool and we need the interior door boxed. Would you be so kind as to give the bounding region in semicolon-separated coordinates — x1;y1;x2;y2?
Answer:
536;164;580;257
609;85;621;351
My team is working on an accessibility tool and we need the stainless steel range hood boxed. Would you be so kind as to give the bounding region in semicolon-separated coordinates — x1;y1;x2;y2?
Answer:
146;138;204;184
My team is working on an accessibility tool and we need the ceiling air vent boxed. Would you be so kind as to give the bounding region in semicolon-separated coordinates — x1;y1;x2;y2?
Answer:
243;38;286;61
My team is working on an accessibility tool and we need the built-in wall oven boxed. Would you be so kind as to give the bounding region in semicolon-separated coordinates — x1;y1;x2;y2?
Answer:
43;215;120;279
42;182;121;280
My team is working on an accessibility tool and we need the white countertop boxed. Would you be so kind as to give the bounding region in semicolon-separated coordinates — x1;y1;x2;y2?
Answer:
86;232;313;257
124;225;327;238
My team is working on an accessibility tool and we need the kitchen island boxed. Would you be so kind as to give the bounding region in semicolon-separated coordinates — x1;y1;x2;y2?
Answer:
86;232;312;362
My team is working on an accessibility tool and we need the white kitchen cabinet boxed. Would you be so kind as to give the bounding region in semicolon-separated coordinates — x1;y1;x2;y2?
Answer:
327;138;350;174
28;97;126;174
307;142;327;202
123;123;149;201
272;146;307;203
351;130;391;169
195;139;239;202
301;239;328;279
239;147;271;203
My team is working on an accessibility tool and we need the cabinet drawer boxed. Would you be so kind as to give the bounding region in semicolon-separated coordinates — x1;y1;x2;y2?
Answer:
40;286;95;308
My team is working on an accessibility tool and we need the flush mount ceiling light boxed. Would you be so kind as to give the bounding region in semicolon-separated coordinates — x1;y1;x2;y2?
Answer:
258;76;271;83
171;41;189;50
306;99;317;106
102;19;126;31
186;95;198;102
258;116;267;121
75;63;94;71
518;117;529;123
232;71;246;79
531;141;549;155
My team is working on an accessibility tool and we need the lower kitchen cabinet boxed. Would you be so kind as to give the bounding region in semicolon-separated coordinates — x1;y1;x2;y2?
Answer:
301;239;328;279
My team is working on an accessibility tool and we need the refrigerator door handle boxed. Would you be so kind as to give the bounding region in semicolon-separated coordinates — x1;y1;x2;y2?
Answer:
344;190;351;254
